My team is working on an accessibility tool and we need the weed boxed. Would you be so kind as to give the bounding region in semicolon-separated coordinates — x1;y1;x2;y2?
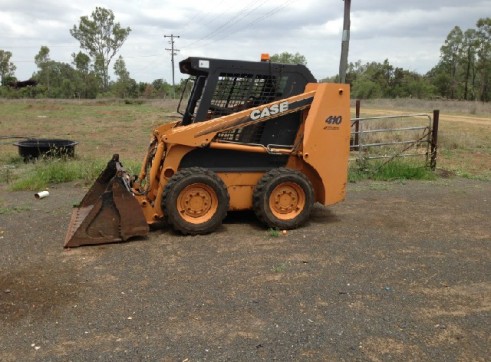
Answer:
272;262;287;273
267;228;280;237
452;169;490;181
124;99;145;105
349;159;436;182
0;156;25;185
368;182;390;191
9;158;141;191
0;166;16;184
0;204;31;214
372;160;436;181
0;155;24;165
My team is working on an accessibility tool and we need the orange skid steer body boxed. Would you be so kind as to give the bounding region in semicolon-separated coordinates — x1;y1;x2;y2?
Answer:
64;56;350;247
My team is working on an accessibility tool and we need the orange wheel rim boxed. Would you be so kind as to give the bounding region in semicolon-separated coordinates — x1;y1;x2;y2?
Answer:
269;182;305;220
177;183;218;224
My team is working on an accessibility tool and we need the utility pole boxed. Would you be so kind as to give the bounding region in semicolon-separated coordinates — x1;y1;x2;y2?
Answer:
338;0;351;83
164;34;180;98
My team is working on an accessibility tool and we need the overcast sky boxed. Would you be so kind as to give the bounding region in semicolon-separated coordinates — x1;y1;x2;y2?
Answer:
1;0;490;83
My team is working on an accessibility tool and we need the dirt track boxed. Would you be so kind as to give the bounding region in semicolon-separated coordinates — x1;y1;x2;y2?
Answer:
0;178;490;361
363;108;491;126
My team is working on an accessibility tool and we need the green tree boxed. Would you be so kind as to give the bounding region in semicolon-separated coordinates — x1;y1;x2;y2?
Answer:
112;55;136;98
34;46;50;67
461;29;478;100
0;50;16;86
72;52;99;98
34;46;51;90
347;60;389;98
352;77;383;99
475;17;491;101
347;59;435;99
270;52;307;65
35;60;80;98
149;78;172;98
72;51;90;74
114;56;129;81
70;7;131;91
428;18;491;101
440;26;464;98
33;46;84;98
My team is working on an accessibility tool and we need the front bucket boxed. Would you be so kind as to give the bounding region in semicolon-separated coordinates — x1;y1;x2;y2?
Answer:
64;155;149;248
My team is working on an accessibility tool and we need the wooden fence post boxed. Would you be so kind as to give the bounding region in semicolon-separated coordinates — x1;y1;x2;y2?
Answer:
430;110;440;171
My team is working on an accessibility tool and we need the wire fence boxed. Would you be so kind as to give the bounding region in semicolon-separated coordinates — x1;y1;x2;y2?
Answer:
350;109;439;170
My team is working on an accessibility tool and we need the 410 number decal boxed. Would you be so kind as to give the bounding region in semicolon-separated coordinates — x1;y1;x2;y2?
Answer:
325;115;343;125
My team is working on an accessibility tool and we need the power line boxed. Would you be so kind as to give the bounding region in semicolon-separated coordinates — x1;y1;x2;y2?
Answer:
0;44;77;49
164;34;180;96
186;0;296;50
181;0;265;49
180;0;227;30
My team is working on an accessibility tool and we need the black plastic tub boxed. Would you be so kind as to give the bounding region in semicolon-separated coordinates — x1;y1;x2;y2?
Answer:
14;139;78;161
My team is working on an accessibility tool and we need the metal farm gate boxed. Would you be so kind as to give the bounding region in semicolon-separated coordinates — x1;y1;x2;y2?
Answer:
350;104;440;170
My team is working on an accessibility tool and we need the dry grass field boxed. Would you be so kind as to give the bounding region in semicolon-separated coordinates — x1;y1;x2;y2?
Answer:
1;97;490;180
356;99;491;179
0;99;179;165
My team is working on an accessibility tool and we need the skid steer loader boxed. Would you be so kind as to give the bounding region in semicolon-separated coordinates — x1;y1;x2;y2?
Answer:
64;55;351;248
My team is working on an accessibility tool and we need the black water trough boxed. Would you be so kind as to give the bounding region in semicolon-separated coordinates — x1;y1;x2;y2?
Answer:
14;138;78;160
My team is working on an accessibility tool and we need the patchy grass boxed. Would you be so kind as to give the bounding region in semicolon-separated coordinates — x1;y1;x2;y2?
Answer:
0;196;30;214
6;157;141;191
356;100;491;180
371;161;436;181
349;159;436;182
1;98;490;186
0;99;174;191
0;204;31;215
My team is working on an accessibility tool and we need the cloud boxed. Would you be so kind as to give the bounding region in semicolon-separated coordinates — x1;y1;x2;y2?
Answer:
0;0;488;82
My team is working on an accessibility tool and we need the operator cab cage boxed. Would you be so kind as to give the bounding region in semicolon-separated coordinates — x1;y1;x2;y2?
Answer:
177;57;316;145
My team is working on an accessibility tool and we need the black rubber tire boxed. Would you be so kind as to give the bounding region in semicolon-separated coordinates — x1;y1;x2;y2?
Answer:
253;168;314;230
162;167;229;235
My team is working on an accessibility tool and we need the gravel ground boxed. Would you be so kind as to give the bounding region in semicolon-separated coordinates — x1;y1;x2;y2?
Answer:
0;177;490;361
